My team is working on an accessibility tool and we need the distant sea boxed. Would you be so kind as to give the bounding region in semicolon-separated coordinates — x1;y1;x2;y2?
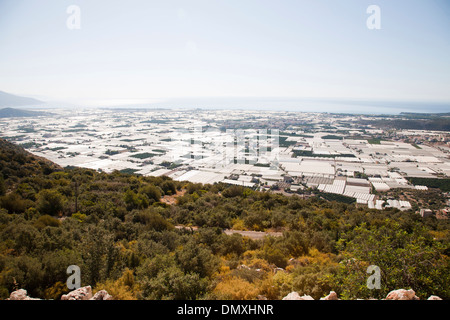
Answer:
31;97;450;115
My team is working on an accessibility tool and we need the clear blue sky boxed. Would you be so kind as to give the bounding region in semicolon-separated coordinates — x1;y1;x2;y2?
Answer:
0;0;449;106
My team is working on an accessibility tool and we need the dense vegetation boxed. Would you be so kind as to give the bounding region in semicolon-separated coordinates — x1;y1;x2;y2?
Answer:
0;139;449;300
359;118;450;132
292;150;356;158
406;177;450;193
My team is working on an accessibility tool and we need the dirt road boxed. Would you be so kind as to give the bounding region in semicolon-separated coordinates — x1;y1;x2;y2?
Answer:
223;229;283;240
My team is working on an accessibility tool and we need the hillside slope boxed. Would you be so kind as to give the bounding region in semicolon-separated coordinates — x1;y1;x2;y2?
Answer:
0;107;52;118
0;91;43;107
0;139;448;301
0;138;61;190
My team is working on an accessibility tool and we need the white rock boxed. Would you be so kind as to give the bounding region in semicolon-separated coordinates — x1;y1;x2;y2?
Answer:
320;291;338;300
427;295;442;300
9;289;28;300
61;286;93;300
91;290;113;300
8;289;40;300
274;267;285;274
282;292;314;300
282;292;301;300
385;289;419;300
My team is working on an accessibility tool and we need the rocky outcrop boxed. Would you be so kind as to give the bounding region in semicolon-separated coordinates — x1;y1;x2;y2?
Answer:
282;290;443;301
385;289;420;300
91;290;113;300
281;292;300;300
7;289;40;300
60;286;114;300
320;291;339;300
7;287;443;301
61;286;93;300
282;292;314;300
7;286;113;300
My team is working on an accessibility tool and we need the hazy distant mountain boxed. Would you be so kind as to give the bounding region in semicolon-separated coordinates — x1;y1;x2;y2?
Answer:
0;90;43;107
0;107;52;118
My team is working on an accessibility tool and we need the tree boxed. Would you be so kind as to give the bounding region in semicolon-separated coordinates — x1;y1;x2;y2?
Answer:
0;192;30;214
37;189;65;216
0;174;5;196
222;186;245;198
41;249;81;298
123;189;139;211
175;239;219;278
260;237;288;269
281;230;310;257
3;255;45;298
34;214;61;229
7;223;42;254
139;265;208;300
79;226;119;286
94;268;140;300
131;210;173;232
139;184;161;203
333;222;450;299
160;181;176;196
136;255;208;300
213;277;259;300
220;233;246;257
16;182;37;201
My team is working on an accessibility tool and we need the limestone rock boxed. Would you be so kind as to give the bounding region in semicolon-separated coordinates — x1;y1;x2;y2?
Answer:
61;286;93;300
274;267;285;274
8;289;40;300
91;290;113;300
427;295;442;300
385;289;419;300
282;292;314;300
9;289;28;300
282;292;301;300
321;291;339;300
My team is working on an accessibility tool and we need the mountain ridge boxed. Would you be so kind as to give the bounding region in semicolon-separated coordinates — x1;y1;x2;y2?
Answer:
0;90;44;107
0;107;53;118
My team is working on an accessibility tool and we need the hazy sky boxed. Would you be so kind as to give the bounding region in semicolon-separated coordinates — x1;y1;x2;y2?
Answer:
0;0;449;106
